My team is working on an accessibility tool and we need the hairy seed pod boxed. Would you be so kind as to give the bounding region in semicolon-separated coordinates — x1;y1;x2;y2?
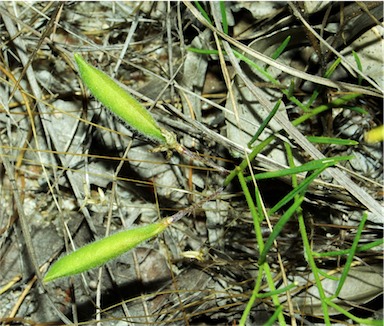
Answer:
74;53;166;143
44;218;171;282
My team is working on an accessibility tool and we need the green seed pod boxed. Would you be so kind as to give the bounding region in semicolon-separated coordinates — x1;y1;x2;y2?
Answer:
74;53;166;143
44;218;171;282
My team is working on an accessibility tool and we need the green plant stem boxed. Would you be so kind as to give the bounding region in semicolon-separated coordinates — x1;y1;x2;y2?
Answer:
285;142;332;324
298;210;331;324
259;195;305;264
237;171;286;326
292;93;361;126
245;155;352;182
255;282;297;298
326;299;383;325
240;265;265;326
264;305;284;326
194;1;212;24
306;136;358;145
332;212;368;298
313;238;384;257
219;0;228;34
224;135;275;187
248;99;282;148
267;164;329;216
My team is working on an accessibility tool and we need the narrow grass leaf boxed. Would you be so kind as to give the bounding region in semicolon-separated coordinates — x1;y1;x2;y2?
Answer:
224;136;275;187
248;99;282;148
219;0;228;34
268;165;328;215
352;50;363;85
74;54;166;143
245;155;353;181
313;238;384;257
264;305;283;326
187;47;217;55
349;106;369;115
332;213;368;298
296;201;331;322
194;1;212;24
304;89;320;110
326;300;383;325
287;80;295;100
255;282;297;298
324;57;341;79
237;171;286;326
317;269;340;281
44;218;171;282
237;172;264;249
306;136;359;146
259;195;305;265
292;93;362;126
271;36;291;60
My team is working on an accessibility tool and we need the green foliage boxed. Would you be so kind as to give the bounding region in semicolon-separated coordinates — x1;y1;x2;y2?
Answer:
352;50;363;85
194;1;212;24
306;136;359;145
219;0;228;34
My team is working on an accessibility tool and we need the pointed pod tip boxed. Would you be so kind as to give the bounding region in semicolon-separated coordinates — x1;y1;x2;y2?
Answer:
43;269;60;283
73;53;83;65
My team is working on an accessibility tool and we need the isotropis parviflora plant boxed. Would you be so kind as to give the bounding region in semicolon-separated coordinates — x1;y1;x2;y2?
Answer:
43;54;352;286
43;54;225;282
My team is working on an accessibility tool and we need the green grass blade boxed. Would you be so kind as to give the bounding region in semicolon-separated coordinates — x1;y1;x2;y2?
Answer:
352;50;363;85
245;156;353;181
324;57;341;79
237;171;264;248
317;269;340;281
298;209;331;324
248;99;282;148
304;89;320;110
219;0;228;34
237;171;286;326
349;105;369;115
255;282;297;298
286;143;331;323
239;265;265;326
306;136;358;146
313;238;384;257
224;136;275;187
232;48;278;85
292;93;362;126
263;305;283;326
264;36;291;71
268;165;329;215
271;36;291;60
194;1;212;24
186;47;217;55
259;194;305;264
332;213;368;298
326;300;383;325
